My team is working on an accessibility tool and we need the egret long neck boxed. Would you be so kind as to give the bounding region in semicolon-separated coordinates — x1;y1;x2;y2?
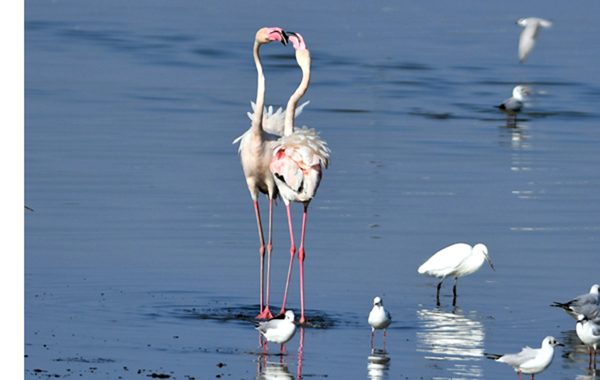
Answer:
251;41;265;133
283;50;311;136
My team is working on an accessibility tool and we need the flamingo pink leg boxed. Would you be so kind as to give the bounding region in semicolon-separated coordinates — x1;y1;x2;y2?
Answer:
254;201;273;320
280;204;296;315
298;204;308;324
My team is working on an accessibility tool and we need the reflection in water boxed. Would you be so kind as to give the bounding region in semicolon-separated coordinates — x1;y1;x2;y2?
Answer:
254;328;304;380
498;123;533;170
417;308;485;378
256;357;294;380
560;328;600;376
368;348;391;380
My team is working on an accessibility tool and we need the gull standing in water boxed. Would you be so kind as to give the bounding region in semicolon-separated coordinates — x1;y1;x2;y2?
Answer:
256;310;297;354
496;85;529;125
418;243;495;306
551;284;600;323
576;314;600;369
368;297;392;349
485;336;564;380
517;18;553;63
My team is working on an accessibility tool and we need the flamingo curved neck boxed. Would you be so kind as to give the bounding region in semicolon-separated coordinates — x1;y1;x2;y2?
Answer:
252;41;266;132
284;50;311;136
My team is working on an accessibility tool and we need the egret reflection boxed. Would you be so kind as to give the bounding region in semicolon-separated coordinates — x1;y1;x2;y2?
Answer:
417;308;485;378
368;348;391;380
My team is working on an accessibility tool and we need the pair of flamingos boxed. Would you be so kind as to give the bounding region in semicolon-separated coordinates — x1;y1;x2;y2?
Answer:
234;27;330;324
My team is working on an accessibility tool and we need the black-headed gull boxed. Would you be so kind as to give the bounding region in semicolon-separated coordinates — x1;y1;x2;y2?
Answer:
576;314;600;369
517;18;553;63
368;297;392;348
418;243;495;306
256;310;297;353
551;284;600;323
485;336;563;380
496;86;529;124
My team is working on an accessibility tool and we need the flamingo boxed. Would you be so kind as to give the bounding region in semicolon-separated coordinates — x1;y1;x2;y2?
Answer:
233;27;287;320
270;32;330;324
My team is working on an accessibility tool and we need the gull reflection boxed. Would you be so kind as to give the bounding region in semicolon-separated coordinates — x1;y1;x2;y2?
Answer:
254;328;304;380
417;307;485;378
368;348;391;380
256;357;294;380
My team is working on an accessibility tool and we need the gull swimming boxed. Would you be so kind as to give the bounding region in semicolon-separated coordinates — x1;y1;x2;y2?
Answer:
255;310;297;353
517;17;553;63
368;297;392;348
485;336;564;380
418;243;495;305
551;284;600;323
496;85;529;124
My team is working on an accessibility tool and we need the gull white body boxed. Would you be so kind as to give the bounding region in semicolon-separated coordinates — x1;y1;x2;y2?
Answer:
485;336;563;380
256;310;297;352
552;284;600;323
418;243;495;305
576;314;600;369
517;17;553;63
368;297;392;348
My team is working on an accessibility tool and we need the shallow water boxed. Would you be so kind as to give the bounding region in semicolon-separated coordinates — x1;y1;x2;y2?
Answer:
25;1;600;379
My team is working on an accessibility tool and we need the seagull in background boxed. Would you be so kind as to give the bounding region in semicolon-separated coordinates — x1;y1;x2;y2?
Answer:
517;17;553;63
496;85;529;125
552;284;600;323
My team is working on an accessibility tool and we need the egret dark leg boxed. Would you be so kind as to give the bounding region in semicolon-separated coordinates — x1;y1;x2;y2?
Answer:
453;277;458;306
436;278;444;306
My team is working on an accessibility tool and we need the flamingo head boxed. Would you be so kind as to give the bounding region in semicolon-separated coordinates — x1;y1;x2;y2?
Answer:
256;27;288;46
286;31;306;51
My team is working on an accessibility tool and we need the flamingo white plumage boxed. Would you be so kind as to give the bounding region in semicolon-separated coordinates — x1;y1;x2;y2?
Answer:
270;32;330;324
576;314;600;369
517;18;553;63
418;243;495;306
233;27;287;320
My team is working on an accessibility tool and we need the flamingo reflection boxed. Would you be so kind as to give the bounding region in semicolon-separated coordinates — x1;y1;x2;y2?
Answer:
417;307;485;378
